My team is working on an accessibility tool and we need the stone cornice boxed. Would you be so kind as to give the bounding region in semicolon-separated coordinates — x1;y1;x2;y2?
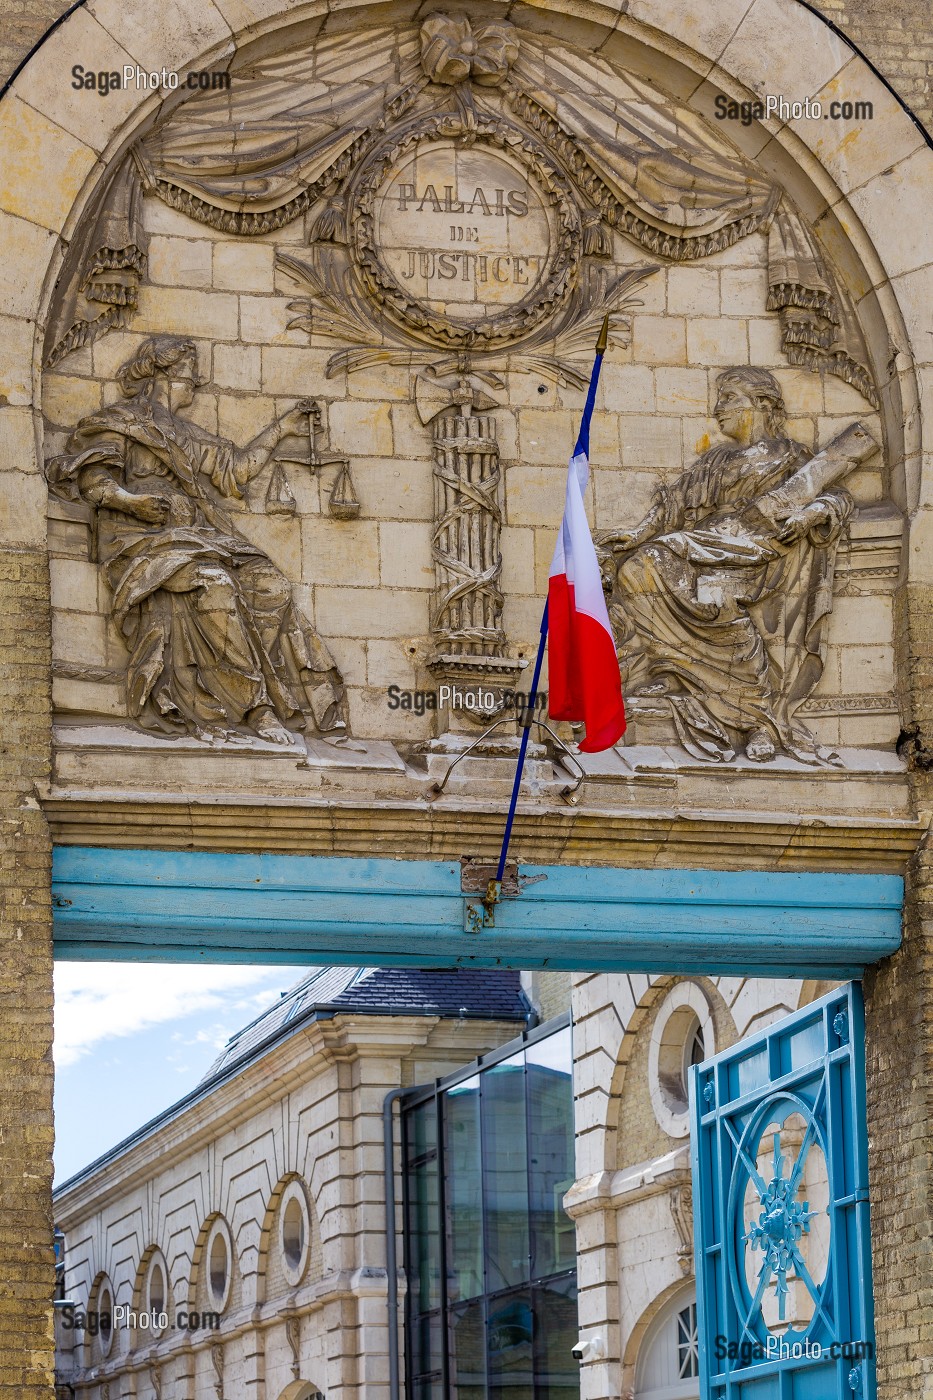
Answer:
43;791;921;873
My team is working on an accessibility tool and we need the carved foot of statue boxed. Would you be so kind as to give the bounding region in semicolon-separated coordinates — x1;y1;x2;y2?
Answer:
250;705;296;745
745;728;776;762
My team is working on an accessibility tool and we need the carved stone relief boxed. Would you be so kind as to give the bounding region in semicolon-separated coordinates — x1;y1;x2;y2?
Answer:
46;336;351;748
598;367;878;764
39;10;899;767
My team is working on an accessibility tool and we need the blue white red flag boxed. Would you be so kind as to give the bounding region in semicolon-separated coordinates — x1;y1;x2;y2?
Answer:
547;353;626;753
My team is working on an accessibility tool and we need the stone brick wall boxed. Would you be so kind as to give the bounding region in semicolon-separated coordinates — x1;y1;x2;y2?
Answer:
0;549;54;1399
816;0;933;129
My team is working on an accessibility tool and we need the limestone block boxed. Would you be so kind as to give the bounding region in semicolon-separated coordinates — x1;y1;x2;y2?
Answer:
0;211;57;321
213;241;276;293
52;607;108;664
0;469;48;547
0;96;97;234
327;400;394;458
720;267;769;317
211;344;262;395
773;368;825;415
390;403;434;460
794;58;927;195
653;367;709;414
583;410;616;466
50;557;99;615
500;526;536;597
378;521;433;589
8;7;141;152
844;147;933;280
633;315;687;366
86;0;233;79
599;363;655;415
687;317;749;368
0;405;37;472
891;264;933;372
619;415;683;471
839;646;896;695
347;364;412;401
315;585;428;639
518;408;576;465
666;266;720;317
303;517;380;587
52;675;123;716
147;235;214;288
505;465;568;526
366;639;423;689
621;0;755;65
42;374;104;428
134;285;239;340
718;0;849;105
0;315;38;407
747;316;785;364
350;459;433;521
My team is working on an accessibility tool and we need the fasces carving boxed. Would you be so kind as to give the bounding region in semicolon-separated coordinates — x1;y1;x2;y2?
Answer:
46;336;349;747
599;368;878;765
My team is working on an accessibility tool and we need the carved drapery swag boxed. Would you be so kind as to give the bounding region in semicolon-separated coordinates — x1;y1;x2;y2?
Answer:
43;16;875;404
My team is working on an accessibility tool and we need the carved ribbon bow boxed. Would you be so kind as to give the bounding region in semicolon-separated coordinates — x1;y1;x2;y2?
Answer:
420;15;519;87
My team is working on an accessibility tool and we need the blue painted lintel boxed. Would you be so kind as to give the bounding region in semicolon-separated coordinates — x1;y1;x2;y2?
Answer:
51;847;903;976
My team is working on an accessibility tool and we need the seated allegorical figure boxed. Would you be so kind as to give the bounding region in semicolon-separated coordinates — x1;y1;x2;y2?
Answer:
48;334;348;745
597;366;854;764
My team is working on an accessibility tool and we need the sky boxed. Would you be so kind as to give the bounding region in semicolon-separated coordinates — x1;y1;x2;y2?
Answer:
53;962;310;1186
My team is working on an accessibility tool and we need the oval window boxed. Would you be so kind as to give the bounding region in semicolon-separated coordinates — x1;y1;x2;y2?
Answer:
149;1260;165;1316
283;1195;305;1269
209;1230;228;1305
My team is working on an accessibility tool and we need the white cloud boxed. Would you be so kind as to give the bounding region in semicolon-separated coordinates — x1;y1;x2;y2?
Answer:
53;964;304;1068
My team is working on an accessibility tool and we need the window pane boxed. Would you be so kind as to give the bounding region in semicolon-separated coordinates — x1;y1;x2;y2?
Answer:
483;1054;530;1291
411;1156;441;1312
407;1100;438;1163
533;1277;579;1400
488;1290;533;1400
412;1310;443;1382
446;1076;484;1302
526;1029;575;1280
450;1299;486;1400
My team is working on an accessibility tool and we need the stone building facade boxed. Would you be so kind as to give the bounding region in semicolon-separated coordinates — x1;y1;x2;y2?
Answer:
54;963;821;1400
0;2;931;1399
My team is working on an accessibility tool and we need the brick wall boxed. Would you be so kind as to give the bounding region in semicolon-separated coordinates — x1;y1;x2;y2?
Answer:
0;549;54;1399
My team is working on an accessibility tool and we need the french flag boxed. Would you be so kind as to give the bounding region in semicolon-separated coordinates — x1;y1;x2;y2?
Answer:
547;344;626;753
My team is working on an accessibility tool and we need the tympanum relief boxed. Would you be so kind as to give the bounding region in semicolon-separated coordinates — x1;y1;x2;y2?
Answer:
42;12;899;769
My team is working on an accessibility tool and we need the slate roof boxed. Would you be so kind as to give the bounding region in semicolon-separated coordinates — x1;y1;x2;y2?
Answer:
200;966;530;1083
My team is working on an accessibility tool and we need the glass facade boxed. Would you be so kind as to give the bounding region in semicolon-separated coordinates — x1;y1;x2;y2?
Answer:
402;1021;578;1400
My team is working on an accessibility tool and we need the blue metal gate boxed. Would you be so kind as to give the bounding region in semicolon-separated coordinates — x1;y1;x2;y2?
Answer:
690;983;875;1399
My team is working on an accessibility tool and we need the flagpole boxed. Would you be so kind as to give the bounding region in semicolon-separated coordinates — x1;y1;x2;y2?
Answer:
492;314;610;894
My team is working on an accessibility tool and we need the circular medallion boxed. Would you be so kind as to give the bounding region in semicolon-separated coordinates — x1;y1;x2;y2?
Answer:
351;116;581;347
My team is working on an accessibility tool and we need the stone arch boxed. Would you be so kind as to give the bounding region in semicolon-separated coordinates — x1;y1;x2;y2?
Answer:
275;1382;325;1400
621;1276;698;1400
0;0;927;538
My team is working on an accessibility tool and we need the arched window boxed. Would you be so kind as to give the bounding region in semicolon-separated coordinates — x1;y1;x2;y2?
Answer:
635;1289;700;1400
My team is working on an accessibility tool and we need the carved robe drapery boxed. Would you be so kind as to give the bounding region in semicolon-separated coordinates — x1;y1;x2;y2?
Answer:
43;18;874;404
48;402;345;740
605;438;854;763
